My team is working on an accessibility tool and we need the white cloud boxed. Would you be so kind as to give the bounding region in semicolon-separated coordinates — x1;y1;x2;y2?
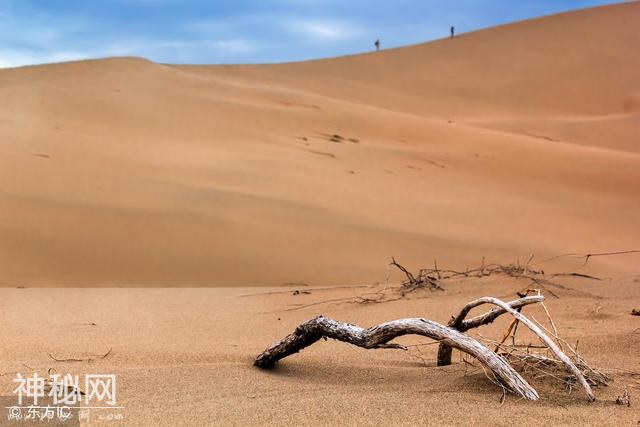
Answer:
287;18;362;41
0;4;95;68
0;36;258;68
209;39;255;55
0;49;90;69
101;37;256;60
189;14;361;42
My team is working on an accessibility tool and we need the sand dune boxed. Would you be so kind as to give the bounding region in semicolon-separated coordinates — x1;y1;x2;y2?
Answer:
0;2;639;286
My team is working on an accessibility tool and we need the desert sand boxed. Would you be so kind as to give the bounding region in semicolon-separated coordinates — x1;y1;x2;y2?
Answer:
0;2;639;287
1;274;639;425
0;1;639;425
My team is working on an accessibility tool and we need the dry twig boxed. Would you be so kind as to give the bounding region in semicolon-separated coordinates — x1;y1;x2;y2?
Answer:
48;348;112;363
616;387;631;406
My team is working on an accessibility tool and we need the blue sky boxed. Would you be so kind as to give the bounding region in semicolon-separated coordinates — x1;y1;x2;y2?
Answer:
0;0;625;68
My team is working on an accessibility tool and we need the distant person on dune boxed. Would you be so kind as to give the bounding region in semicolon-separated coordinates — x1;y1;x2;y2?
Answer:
450;26;455;38
374;39;380;51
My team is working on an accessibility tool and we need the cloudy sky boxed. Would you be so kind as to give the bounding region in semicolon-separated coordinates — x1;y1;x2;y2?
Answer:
0;0;625;68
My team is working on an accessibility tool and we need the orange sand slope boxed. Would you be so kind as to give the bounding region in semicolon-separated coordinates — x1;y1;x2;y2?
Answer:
0;2;638;286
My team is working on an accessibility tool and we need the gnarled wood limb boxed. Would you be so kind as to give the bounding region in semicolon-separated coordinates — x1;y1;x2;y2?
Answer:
255;315;539;401
451;295;545;332
443;297;595;401
437;295;544;366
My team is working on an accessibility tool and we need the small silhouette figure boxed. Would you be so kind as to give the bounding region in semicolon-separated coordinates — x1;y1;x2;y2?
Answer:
374;39;380;51
450;26;455;38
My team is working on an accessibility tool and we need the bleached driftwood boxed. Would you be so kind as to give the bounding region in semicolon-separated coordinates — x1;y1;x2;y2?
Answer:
255;315;539;400
440;296;595;401
437;295;544;366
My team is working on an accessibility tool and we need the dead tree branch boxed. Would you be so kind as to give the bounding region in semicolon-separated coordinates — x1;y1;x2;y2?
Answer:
390;258;444;291
437;295;543;366
536;249;640;267
48;348;112;363
255;315;539;401
440;296;595;401
451;295;544;332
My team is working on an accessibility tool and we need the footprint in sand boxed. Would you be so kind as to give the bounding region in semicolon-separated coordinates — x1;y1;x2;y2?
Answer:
308;149;336;158
317;132;361;144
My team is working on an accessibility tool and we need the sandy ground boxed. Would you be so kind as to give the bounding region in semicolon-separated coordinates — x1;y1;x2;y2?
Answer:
0;270;639;425
0;2;639;286
1;2;639;425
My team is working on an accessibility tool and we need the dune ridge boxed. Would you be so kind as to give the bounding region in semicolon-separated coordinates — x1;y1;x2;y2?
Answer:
0;2;639;286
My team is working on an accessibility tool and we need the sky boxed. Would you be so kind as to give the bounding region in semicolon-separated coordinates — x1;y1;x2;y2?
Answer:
0;0;627;68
